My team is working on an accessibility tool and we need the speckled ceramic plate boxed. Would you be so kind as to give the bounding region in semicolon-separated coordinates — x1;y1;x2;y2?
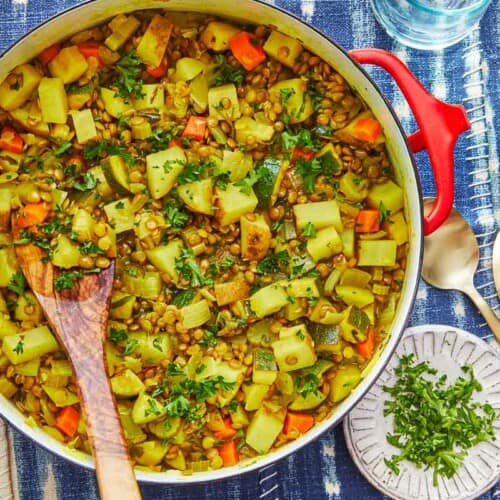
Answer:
344;325;500;500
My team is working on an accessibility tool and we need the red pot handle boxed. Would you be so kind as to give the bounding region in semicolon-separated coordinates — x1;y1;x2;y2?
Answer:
349;48;470;235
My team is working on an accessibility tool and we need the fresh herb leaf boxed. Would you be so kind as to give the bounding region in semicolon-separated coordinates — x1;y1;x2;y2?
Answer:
13;339;24;356
73;172;98;192
7;272;26;296
256;250;290;275
80;241;104;255
163;198;190;231
54;142;72;157
279;87;296;107
175;249;213;288
167;362;185;377
53;268;100;291
148;126;182;152
295;373;320;398
214;54;246;86
301;222;317;238
282;128;320;152
199;325;218;348
110;328;128;343
176;161;211;185
296;152;340;194
171;289;196;307
115;50;145;102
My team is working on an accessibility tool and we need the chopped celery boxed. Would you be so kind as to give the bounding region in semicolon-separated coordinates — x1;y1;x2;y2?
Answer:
263;30;303;68
340;306;370;343
52;234;81;269
136;14;173;67
240;213;271;261
123;271;162;299
42;385;79;407
135;440;169;467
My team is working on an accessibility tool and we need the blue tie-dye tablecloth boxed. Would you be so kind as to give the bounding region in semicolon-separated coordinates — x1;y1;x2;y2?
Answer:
0;1;498;499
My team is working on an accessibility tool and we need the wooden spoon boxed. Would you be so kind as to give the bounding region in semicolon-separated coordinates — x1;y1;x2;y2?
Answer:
13;220;141;500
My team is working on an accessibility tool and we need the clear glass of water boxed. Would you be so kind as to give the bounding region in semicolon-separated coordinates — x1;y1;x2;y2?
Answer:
369;0;493;50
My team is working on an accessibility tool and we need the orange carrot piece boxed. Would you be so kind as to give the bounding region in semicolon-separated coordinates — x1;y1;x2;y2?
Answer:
291;147;315;162
353;117;383;143
229;32;266;71
356;326;376;360
284;412;314;435
16;202;50;229
355;209;380;233
146;62;167;78
77;42;103;67
182;116;207;141
39;43;61;66
213;418;237;440
219;439;239;466
0;126;24;154
55;406;80;438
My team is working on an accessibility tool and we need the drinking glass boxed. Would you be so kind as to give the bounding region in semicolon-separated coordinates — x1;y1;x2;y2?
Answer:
369;0;493;50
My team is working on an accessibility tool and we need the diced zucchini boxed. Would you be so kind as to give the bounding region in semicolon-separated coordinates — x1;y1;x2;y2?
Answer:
269;79;313;124
179;300;211;329
246;319;277;347
71;109;97;144
132;392;167;424
71;208;95;241
3;326;58;365
52;234;81;269
286;277;320;298
104;198;134;233
133;84;164;110
189;73;209;112
215;183;258;226
339;171;369;202
340;227;355;259
123;271;162;299
100;88;132;118
367;180;404;214
175;58;205;82
38;77;68;124
9;102;49;137
119;409;147;443
308;298;344;325
136;14;173;67
208;84;241;121
293;200;343;233
246;405;286;454
263;30;303;68
199;21;240;52
272;324;316;372
243;383;270;412
250;283;288;318
214;280;250;307
253;349;277;385
383;211;408;246
145;239;183;283
105;14;141;51
178;178;213;215
0;64;42;111
102;155;131;195
148;416;181;439
127;332;171;365
339;306;370;343
306;226;343;262
110;291;136;320
240;213;271;261
48;46;89;84
0;247;18;287
134;211;165;241
289;390;326;411
234;117;275;143
340;268;372;288
357;240;397;267
42;385;79;407
111;369;145;397
330;365;361;403
221;150;253;182
146;146;186;200
87;166;113;198
310;324;341;353
335;285;374;309
15;358;40;377
284;300;306;321
275;372;294;395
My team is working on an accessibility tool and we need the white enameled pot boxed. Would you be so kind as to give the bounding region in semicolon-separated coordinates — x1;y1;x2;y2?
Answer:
0;0;469;484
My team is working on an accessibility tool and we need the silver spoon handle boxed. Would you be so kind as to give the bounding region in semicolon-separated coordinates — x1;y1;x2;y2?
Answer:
464;286;500;343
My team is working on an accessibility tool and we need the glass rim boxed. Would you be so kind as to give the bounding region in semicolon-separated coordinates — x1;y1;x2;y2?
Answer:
406;0;492;16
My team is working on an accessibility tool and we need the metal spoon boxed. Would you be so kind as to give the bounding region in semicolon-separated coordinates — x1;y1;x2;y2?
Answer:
421;198;500;343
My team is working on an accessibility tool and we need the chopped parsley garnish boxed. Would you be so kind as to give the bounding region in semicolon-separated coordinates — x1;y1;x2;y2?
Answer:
175;249;213;288
301;222;317;238
123;338;139;355
279;87;296;107
80;241;104;255
199;325;219;348
256;250;290;275
148;126;182;152
53;268;100;292
53;141;72;157
110;328;128;343
281;128;320;152
7;272;27;296
13;339;24;356
296;152;340;193
295;373;321;398
163;198;190;231
235;166;266;194
379;201;390;224
383;354;497;486
115;50;145;102
72;172;98;192
176;161;211;185
214;54;245;86
171;289;196;307
83;141;134;166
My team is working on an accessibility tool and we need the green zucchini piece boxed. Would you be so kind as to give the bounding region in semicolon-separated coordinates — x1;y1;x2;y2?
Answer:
102;155;131;195
340;306;370;343
252;349;277;385
272;324;316;372
330;365;361;403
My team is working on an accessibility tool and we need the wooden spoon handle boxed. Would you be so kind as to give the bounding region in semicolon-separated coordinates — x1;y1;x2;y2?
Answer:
74;355;142;500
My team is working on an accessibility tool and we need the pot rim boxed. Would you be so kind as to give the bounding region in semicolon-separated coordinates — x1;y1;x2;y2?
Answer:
0;0;424;484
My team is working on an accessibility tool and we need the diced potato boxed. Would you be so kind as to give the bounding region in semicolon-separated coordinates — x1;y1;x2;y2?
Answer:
135;440;169;467
383;211;408;246
48;46;89;84
246;404;286;454
287;277;320;298
104;198;135;233
208;84;241;121
263;30;303;68
52;234;81;269
366;180;404;214
272;324;317;372
9;102;49;137
240;213;271;261
145;239;183;283
234;117;275;143
175;58;205;82
243;383;270;412
357;240;397;267
123;271;161;300
339;306;370;343
330;365;361;403
177;178;213;215
132;392;167;424
269;79;313;124
306;226;343;262
136;14;173;67
111;369;145;397
100;87;132;118
38;77;68;124
214;280;250;306
110;292;136;320
253;349;277;385
250;283;288;318
339;171;369;202
199;21;240;52
215;183;258;226
293;200;343;233
221;150;253;182
146;146;186;200
71;109;97;143
71;208;95;241
0;64;42;111
133;84;164;110
127;332;171;365
336;111;385;146
179;300;211;329
2;326;58;365
104;14;141;51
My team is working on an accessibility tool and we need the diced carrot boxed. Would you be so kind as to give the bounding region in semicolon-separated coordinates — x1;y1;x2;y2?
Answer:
353;117;382;143
168;138;182;148
39;43;61;66
182;116;207;141
146;62;167;78
284;412;314;435
55;406;80;438
355;209;380;233
291;147;315;162
219;439;239;466
229;32;266;71
77;42;103;67
16;202;50;229
0;126;24;155
356;326;376;360
213;418;237;440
